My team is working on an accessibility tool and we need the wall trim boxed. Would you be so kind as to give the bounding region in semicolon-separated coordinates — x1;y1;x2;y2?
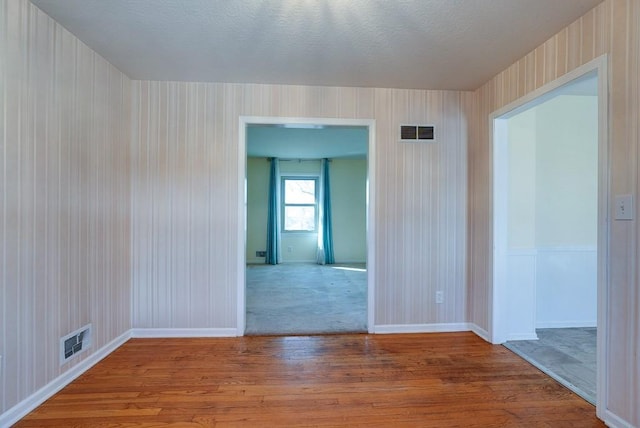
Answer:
374;323;471;334
131;328;239;338
0;330;131;428
536;321;597;329
469;323;491;342
506;333;539;341
602;410;635;428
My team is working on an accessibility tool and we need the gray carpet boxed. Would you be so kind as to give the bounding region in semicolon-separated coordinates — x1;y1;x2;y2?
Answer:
504;327;596;404
245;263;367;335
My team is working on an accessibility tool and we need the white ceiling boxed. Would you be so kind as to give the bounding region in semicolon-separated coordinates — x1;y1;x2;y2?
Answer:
30;0;602;91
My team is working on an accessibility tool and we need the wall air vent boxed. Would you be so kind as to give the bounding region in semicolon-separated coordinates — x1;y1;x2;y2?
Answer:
400;124;435;142
60;324;92;364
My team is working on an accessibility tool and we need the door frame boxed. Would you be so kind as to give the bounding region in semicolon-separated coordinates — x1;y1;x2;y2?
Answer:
237;116;376;335
489;55;609;415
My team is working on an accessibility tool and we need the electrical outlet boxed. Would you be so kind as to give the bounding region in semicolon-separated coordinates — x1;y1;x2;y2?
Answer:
287;246;293;253
435;291;444;304
256;250;266;257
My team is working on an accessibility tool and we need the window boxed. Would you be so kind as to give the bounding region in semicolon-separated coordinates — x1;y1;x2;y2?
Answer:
282;177;317;231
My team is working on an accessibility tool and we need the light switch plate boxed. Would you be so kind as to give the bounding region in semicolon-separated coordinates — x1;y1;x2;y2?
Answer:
615;194;633;220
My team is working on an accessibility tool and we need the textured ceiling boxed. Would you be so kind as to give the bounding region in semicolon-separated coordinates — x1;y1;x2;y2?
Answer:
30;0;602;90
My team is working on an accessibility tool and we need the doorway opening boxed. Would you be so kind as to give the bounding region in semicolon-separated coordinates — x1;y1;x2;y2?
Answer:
490;56;608;410
237;117;376;336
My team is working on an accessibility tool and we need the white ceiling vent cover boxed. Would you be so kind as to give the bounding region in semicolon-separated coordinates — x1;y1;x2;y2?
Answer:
400;124;435;142
60;324;92;364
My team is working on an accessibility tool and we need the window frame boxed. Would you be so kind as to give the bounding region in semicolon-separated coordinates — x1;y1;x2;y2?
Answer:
281;176;319;233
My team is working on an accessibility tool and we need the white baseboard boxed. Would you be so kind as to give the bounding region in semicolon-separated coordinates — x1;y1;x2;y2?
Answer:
602;409;635;428
131;328;238;338
0;330;131;428
536;321;597;329
469;323;491;342
374;323;471;334
507;333;539;341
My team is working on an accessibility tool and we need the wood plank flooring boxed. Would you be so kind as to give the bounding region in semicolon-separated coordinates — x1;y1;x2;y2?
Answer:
15;333;604;427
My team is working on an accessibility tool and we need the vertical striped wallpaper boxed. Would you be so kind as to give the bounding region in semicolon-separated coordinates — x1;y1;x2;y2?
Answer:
1;0;131;414
373;89;471;324
468;1;639;425
130;83;470;328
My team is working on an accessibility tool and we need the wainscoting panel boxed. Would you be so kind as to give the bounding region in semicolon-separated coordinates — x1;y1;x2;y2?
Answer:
536;247;597;328
1;0;131;416
468;1;640;425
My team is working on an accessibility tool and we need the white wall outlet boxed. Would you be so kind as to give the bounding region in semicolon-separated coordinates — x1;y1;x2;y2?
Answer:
615;194;633;220
435;291;444;304
287;246;293;253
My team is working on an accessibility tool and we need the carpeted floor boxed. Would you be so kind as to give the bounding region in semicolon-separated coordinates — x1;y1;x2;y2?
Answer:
504;327;596;404
245;263;367;335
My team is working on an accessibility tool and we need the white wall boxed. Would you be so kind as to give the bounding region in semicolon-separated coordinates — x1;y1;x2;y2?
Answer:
507;108;536;249
535;96;598;248
506;95;598;338
536;248;597;328
1;0;131;417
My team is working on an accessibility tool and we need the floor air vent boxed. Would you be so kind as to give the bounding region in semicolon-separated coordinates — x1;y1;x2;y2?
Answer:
400;124;435;142
60;324;92;364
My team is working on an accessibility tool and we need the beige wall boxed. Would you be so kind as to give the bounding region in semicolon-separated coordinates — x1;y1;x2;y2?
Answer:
131;83;470;328
1;0;131;414
468;1;640;424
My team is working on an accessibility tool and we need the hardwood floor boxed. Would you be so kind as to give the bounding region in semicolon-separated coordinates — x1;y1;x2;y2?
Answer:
15;333;604;427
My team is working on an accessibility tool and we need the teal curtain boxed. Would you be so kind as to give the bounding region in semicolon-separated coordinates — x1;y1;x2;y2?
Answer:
266;158;280;264
317;158;335;264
